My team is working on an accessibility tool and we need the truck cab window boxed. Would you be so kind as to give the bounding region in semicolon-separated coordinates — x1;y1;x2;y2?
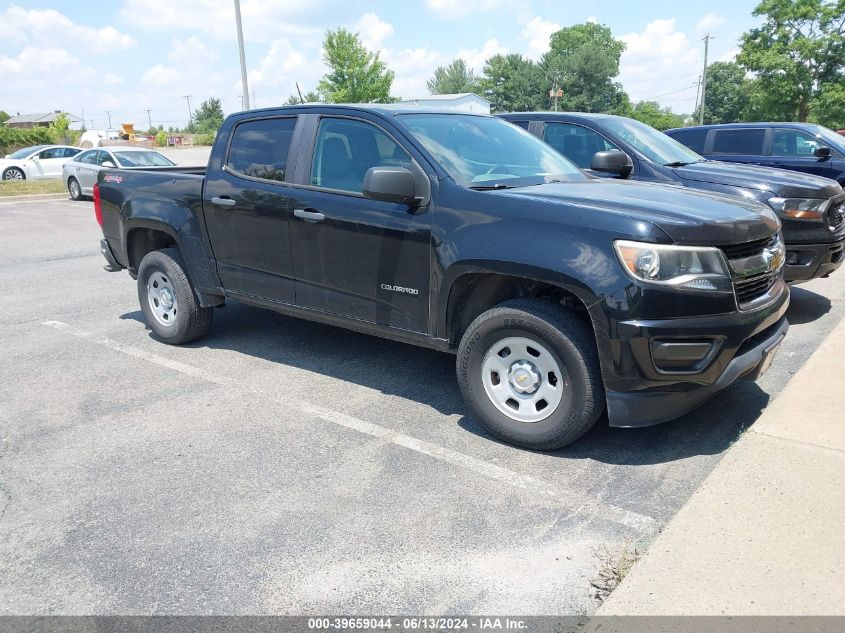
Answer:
311;118;411;194
227;117;296;182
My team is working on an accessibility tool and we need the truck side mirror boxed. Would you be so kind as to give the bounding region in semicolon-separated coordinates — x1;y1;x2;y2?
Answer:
591;150;633;178
814;146;831;159
362;166;420;206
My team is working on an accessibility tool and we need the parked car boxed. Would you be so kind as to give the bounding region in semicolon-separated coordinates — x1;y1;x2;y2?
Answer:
664;122;845;185
94;105;789;450
1;145;83;180
499;113;844;284
64;146;176;200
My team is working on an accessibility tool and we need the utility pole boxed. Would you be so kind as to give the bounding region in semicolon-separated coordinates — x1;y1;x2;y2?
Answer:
252;90;256;108
700;34;714;125
183;95;193;128
233;0;251;110
237;95;244;109
693;74;702;117
296;82;305;104
146;109;153;130
106;111;112;129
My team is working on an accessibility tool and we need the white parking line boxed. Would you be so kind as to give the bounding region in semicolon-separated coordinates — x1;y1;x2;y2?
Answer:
42;319;658;531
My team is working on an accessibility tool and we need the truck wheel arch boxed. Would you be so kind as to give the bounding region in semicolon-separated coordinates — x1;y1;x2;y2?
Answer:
125;223;181;272
442;267;596;347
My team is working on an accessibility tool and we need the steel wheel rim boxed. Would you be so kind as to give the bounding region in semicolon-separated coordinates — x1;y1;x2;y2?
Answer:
146;271;178;327
69;179;80;198
481;336;566;423
5;169;23;181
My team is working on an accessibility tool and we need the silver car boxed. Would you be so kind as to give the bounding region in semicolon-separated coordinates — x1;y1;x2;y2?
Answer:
1;145;82;180
64;146;176;200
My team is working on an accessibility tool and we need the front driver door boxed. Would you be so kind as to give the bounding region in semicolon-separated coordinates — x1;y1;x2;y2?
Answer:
769;128;840;180
32;147;67;179
289;116;432;332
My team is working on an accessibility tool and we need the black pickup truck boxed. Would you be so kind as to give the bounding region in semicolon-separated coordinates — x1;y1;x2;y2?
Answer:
95;105;789;450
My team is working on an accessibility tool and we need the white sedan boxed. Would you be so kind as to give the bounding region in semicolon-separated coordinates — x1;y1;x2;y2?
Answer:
1;145;83;180
63;146;176;200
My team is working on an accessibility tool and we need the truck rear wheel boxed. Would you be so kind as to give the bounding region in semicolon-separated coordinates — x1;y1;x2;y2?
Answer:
137;248;212;344
457;299;604;450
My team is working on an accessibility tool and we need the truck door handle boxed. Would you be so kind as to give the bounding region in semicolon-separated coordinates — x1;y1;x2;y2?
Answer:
294;208;325;223
211;196;236;207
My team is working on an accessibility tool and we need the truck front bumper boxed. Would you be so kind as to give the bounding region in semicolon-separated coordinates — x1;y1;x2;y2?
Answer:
783;236;844;283
601;283;790;428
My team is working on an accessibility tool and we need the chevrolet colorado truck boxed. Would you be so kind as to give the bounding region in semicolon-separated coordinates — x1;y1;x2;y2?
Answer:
95;105;789;450
499;112;845;283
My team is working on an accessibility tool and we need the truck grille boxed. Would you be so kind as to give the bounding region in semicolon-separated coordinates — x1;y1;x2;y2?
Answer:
734;270;779;307
718;234;783;309
829;200;844;231
718;236;771;260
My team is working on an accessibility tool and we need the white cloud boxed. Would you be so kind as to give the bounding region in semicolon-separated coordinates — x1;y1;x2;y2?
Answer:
521;17;560;59
120;0;321;42
141;64;182;87
385;47;447;98
695;12;725;33
427;0;508;20
355;13;394;51
168;36;220;64
0;5;136;53
456;38;508;72
587;16;598;24
619;19;701;108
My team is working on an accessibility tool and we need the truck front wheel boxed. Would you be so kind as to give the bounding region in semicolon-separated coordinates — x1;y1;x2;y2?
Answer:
457;299;604;450
137;248;212;344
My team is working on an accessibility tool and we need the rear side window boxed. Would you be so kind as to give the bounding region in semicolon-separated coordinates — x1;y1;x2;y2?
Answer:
543;122;619;169
77;150;98;164
62;147;81;158
310;118;411;194
668;128;708;153
227;117;296;182
711;129;765;155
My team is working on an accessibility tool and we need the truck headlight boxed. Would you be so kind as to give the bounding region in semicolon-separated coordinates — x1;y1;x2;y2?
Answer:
767;197;826;220
614;240;732;291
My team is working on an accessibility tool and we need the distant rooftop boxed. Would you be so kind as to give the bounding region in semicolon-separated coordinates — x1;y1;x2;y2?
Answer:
4;111;82;125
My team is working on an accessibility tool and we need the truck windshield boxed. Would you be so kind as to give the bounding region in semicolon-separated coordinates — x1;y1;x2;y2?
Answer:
399;114;585;188
811;125;845;154
601;117;704;166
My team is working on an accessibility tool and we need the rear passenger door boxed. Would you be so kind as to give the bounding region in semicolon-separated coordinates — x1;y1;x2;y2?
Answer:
708;128;767;166
203;115;299;303
768;128;840;179
288;115;432;332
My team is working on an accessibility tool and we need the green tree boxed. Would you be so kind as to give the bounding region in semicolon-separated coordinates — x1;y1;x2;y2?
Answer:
48;113;70;144
628;101;686;131
542;22;628;113
190;97;224;134
317;28;395;103
809;81;845;128
479;54;545;112
427;59;478;94
694;61;752;124
285;90;321;105
0;110;9;124
737;0;845;121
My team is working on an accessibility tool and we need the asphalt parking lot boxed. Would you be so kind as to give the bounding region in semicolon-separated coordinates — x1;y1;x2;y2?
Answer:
1;195;843;615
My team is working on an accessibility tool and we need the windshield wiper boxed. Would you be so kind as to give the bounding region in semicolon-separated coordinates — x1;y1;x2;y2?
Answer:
664;159;705;167
468;183;519;190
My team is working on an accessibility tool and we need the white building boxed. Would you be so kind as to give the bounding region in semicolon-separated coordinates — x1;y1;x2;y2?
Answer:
396;93;491;114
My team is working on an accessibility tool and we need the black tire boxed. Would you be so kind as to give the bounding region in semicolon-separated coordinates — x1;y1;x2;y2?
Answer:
2;167;25;181
67;177;82;201
457;299;604;450
137;248;212;344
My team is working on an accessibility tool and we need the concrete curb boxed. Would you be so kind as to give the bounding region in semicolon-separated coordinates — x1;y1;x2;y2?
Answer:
591;316;845;616
0;193;68;202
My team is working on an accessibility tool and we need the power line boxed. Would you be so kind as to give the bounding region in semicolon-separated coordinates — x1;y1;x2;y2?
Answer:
641;83;698;101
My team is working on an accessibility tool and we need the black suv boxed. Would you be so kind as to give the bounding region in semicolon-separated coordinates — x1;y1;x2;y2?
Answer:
500;112;845;283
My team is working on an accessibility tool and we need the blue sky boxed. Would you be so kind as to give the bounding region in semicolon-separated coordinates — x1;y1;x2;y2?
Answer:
0;0;762;129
